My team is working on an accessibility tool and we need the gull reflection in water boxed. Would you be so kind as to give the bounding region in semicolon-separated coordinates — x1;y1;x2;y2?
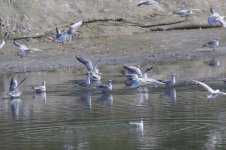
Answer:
205;56;220;68
79;92;92;109
33;92;47;103
10;98;21;119
97;92;113;106
161;88;177;105
132;87;149;106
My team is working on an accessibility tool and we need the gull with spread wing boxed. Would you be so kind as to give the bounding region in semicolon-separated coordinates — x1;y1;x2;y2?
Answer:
56;20;83;43
208;8;226;28
76;56;102;81
14;41;42;58
177;9;202;19
193;80;226;98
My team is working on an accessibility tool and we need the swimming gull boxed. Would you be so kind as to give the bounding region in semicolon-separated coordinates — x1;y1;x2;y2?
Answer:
96;80;112;92
129;118;143;128
208;8;226;27
77;74;91;87
56;20;83;43
76;56;102;81
14;41;42;58
137;0;159;6
202;37;220;51
193;80;226;98
32;81;46;92
159;74;176;87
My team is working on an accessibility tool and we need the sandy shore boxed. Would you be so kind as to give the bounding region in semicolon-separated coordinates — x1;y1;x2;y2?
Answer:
0;27;225;74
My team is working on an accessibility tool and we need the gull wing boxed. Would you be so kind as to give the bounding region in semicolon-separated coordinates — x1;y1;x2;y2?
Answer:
26;48;43;53
143;65;153;74
219;92;226;95
68;21;83;35
14;41;28;50
76;56;93;72
123;65;143;78
216;17;226;27
144;78;165;85
192;80;215;94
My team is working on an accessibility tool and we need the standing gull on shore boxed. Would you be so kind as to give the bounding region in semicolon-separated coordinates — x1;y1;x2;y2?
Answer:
202;37;220;52
0;39;5;54
14;41;43;58
56;20;83;43
76;56;102;81
208;8;226;27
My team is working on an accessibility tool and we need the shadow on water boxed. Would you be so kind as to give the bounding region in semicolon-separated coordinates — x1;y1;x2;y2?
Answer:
1;55;226;149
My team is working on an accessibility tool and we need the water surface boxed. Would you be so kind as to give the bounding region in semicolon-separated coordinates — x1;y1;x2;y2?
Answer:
0;57;226;150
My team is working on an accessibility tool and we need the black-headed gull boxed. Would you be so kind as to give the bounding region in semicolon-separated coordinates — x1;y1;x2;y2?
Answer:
14;41;42;58
56;21;83;43
193;80;226;98
202;37;220;51
129;118;143;128
32;81;46;92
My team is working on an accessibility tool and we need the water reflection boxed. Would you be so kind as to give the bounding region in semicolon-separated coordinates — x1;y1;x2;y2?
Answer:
10;98;21;119
97;93;113;106
205;56;220;68
79;92;92;109
33;92;47;103
164;88;177;104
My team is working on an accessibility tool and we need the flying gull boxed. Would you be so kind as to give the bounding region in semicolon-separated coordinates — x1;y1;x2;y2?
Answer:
14;41;42;58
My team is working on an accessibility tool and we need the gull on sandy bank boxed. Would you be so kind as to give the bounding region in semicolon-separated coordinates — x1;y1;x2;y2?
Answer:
0;39;5;49
177;9;202;18
32;81;46;92
137;0;159;6
129;118;143;128
56;20;83;43
202;37;220;52
193;80;226;98
96;80;112;92
208;8;226;28
76;56;102;81
14;41;42;58
0;39;5;54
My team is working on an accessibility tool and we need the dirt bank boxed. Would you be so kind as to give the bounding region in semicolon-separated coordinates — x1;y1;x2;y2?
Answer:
0;1;226;74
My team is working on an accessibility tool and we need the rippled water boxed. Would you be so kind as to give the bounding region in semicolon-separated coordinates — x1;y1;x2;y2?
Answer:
1;57;226;150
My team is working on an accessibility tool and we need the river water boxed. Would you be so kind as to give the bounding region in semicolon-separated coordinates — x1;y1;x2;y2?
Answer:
0;56;226;150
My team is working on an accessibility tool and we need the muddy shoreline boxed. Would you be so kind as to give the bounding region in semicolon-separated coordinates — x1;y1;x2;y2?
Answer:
0;27;226;75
